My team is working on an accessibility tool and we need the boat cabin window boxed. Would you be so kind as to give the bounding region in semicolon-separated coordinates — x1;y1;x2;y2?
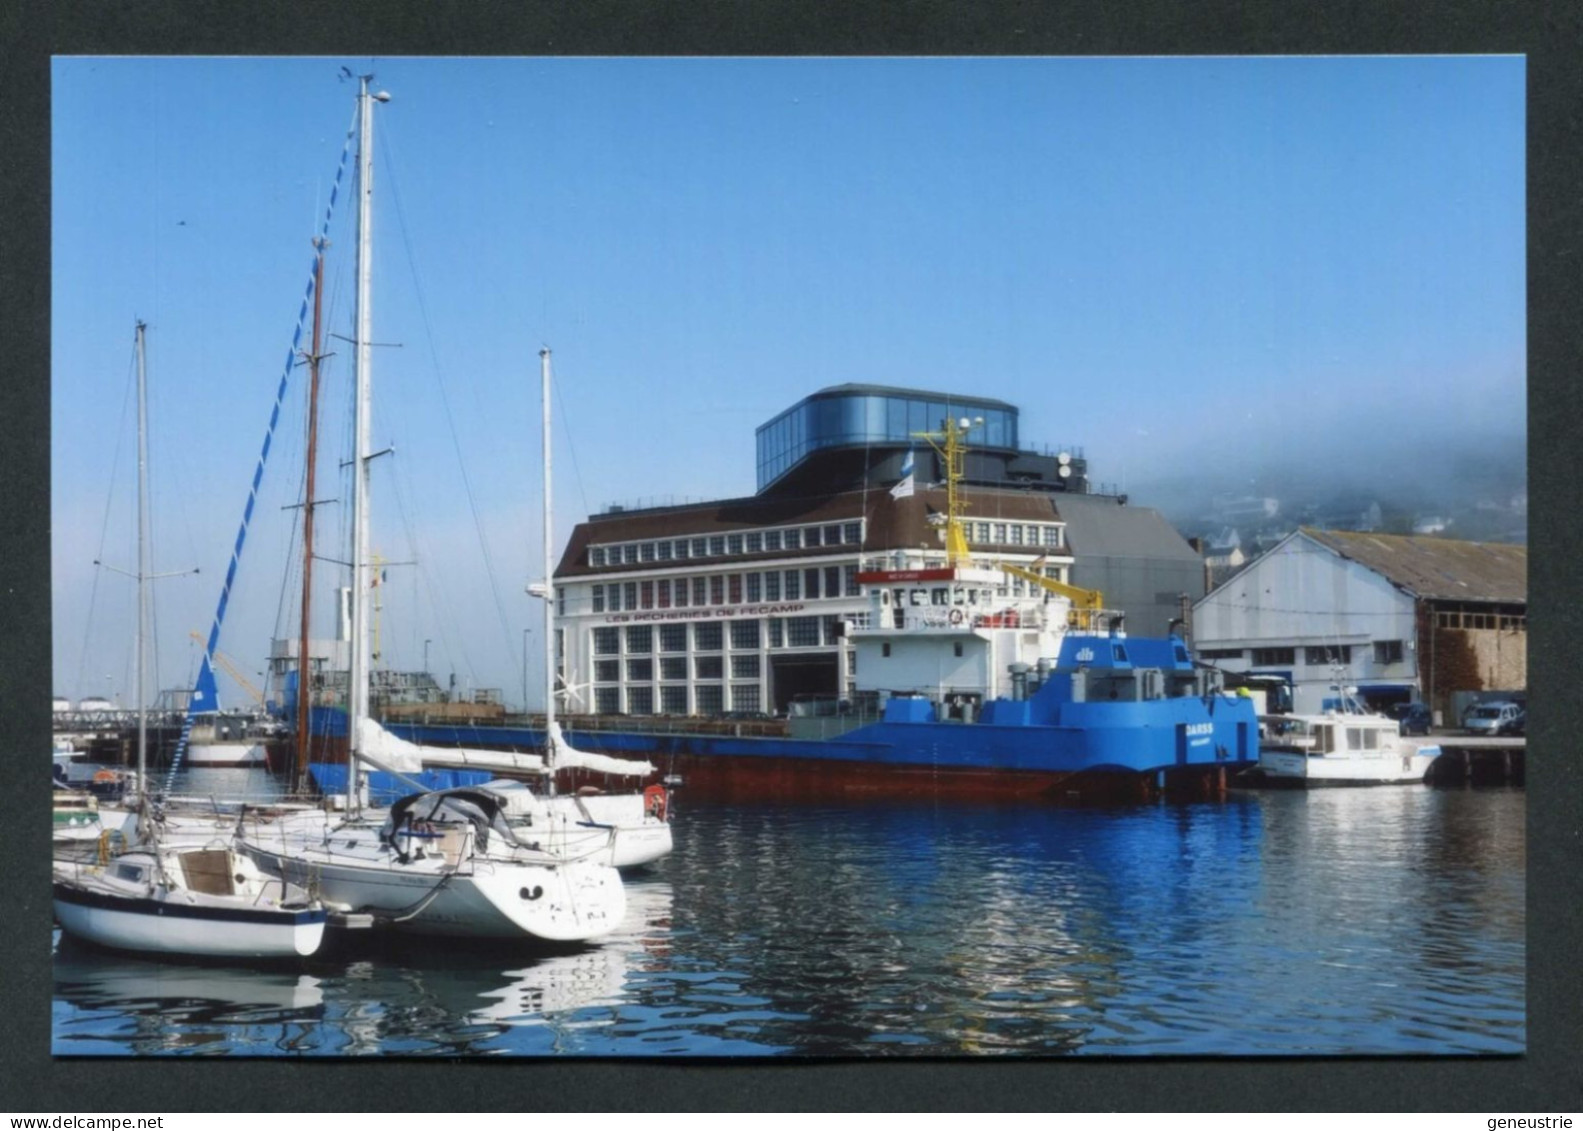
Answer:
952;587;967;606
931;588;949;606
113;863;146;883
1346;727;1363;751
1314;725;1335;754
909;589;926;606
1362;728;1380;750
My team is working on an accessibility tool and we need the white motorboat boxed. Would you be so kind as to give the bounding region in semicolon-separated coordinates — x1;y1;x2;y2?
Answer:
53;842;326;959
183;739;268;767
237;77;627;944
1257;706;1440;787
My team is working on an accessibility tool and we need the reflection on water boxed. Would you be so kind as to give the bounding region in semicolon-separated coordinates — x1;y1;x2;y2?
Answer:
54;783;1525;1057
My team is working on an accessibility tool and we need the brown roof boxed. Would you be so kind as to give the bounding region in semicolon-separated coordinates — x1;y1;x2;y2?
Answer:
556;487;1064;578
1300;527;1527;604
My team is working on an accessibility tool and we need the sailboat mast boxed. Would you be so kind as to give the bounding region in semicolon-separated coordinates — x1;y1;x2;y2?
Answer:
541;347;555;742
134;321;150;796
294;240;327;792
348;76;382;806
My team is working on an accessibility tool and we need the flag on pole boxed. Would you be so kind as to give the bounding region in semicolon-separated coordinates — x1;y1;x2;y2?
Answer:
890;449;915;499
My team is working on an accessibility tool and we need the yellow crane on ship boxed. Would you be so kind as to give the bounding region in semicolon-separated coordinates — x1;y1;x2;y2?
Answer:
188;631;266;708
911;413;1110;630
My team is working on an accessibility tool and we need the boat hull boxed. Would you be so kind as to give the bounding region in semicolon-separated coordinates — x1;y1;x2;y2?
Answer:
1258;745;1441;787
184;741;268;767
52;882;326;959
242;838;627;942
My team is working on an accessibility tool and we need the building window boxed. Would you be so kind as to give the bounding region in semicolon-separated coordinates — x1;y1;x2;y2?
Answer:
731;654;761;679
674;579;689;608
1044;526;1062;547
993;523;1008;543
1304;645;1352;666
746;572;762;603
696;655;724;680
1252;647;1295;666
974;522;990;543
657;541;673;561
805;527;822;548
640;581;654;609
660;656;688;681
843;564;858;597
1374;640;1404;665
659;624;687;652
625;626;653;654
784;528;801;550
622;545;638;565
607;584;622;612
746;531;763;553
594;687;620;714
594;659;619;683
656;579;671;608
729;574;743;604
710;575;725;605
691;537;707;558
590;547;606;567
784;570;801;599
674;540;690;560
627;686;654;715
731;684;762;712
804;568;821;599
786;617;821;647
843;521;861;544
765;571;781;601
764;530;782;552
1199;648;1244;660
695;684;724;715
640;542;656;563
659;685;688;715
730;619;760;650
695;622;723;652
591;584;605;613
727;534;744;555
767;618;784;648
624;582;637;611
693;577;707;606
823;615;842;644
824;524;843;546
627;658;653;682
709;535;726;556
1009;525;1024;545
954;642;964;657
824;566;841;599
592;627;620;656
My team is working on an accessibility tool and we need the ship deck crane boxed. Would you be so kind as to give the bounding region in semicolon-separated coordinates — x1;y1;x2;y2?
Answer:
188;631;266;708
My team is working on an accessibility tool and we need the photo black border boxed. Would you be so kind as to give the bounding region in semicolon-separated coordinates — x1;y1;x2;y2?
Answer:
5;1;1578;1112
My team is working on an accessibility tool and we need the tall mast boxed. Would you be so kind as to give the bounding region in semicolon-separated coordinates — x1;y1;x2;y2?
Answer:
294;240;327;792
541;347;555;750
347;75;383;807
134;321;150;801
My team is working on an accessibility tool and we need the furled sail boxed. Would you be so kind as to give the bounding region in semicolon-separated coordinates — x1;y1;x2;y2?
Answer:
547;720;655;777
356;717;547;775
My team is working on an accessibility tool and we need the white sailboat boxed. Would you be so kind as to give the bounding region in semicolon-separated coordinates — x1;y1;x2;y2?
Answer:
238;77;627;942
52;322;328;961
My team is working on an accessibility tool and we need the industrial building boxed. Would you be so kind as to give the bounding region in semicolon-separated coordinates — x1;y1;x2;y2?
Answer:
1191;527;1527;718
552;384;1209;718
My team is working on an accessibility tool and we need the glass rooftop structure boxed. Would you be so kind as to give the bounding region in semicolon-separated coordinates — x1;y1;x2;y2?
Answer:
755;384;1018;493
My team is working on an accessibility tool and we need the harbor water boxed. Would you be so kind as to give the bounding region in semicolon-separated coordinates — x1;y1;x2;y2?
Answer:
52;769;1525;1057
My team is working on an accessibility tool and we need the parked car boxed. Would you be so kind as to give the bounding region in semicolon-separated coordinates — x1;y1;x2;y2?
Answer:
1462;701;1523;737
1496;709;1526;736
1388;702;1433;736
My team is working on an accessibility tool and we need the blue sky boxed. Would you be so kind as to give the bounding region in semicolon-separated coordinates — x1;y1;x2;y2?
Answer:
51;55;1526;709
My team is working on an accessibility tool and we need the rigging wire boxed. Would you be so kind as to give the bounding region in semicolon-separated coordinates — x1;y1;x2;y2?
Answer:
74;337;140;701
378;125;519;694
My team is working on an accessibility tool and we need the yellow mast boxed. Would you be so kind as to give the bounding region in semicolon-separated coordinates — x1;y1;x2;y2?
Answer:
913;414;980;567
